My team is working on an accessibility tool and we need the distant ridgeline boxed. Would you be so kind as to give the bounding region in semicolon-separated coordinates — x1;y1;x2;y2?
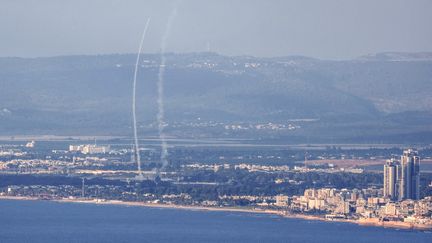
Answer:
0;52;431;143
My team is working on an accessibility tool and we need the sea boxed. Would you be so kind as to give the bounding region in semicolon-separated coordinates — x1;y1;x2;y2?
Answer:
0;199;431;243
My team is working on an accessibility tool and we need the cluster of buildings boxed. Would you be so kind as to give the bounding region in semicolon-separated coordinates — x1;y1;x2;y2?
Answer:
383;149;420;200
223;122;299;131
276;187;432;224
234;163;290;172
69;144;110;155
183;163;363;174
273;149;431;225
291;165;364;174
1;146;430;228
279;187;380;214
0;149;26;157
184;162;335;174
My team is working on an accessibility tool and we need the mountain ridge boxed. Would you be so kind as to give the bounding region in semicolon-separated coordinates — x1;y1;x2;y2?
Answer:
0;52;431;142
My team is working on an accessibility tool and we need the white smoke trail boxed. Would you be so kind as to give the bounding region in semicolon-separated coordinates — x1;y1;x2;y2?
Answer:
132;18;151;179
157;5;178;170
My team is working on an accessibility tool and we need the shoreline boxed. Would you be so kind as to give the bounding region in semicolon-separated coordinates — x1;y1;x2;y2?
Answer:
1;196;431;231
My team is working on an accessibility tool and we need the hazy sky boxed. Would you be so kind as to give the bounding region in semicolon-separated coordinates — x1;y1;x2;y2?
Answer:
1;0;431;59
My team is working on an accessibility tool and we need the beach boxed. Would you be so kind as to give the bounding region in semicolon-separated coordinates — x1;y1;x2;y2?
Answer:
1;195;430;231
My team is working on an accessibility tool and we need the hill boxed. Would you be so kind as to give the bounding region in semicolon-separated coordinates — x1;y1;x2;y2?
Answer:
0;52;431;143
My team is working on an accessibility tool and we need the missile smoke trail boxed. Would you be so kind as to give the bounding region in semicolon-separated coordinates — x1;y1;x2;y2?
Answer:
157;5;178;170
132;17;151;179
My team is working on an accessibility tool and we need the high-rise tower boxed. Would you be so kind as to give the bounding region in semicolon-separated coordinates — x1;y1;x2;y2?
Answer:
398;149;420;200
383;159;398;201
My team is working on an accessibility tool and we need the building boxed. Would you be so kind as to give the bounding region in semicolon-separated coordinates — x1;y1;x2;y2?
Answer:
384;202;397;216
69;145;84;152
382;149;421;201
69;144;110;154
399;149;420;200
275;195;289;207
383;159;398;200
307;198;325;210
335;201;350;214
81;145;110;154
25;141;35;148
304;189;317;198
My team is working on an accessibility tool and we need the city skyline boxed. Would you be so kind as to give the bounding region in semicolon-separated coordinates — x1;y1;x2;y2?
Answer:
1;1;432;241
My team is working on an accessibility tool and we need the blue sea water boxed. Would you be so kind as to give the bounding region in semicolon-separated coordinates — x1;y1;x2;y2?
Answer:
0;200;431;243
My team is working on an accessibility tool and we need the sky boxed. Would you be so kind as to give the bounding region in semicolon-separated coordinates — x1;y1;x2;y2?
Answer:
1;0;431;59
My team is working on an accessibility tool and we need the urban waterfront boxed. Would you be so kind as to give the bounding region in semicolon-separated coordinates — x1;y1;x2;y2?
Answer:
0;199;430;243
2;2;432;242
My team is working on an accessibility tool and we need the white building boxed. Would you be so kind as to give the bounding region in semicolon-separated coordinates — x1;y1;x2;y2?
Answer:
69;144;110;154
25;141;35;148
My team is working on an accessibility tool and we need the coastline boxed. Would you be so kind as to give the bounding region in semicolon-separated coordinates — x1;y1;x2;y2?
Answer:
1;196;430;231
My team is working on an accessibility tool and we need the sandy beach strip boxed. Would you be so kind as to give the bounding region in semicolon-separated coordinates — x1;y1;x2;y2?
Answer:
1;196;431;230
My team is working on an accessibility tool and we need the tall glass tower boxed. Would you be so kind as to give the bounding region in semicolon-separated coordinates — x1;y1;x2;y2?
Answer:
398;149;420;200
